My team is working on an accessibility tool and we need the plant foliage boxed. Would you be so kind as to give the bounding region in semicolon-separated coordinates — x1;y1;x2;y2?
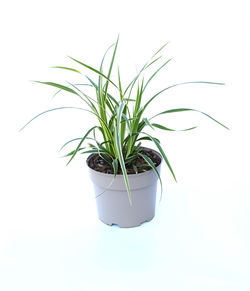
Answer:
21;36;228;204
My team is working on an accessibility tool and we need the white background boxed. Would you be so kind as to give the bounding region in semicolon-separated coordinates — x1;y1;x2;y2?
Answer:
1;0;250;290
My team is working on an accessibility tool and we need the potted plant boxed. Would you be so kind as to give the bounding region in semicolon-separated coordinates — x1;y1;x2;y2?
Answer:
21;36;228;228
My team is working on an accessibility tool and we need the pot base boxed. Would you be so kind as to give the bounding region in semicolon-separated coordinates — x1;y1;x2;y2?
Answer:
99;216;155;228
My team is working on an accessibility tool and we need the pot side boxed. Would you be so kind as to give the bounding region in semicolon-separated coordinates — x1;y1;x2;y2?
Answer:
87;148;162;228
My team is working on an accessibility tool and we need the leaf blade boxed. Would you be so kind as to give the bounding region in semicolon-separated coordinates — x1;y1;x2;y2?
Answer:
152;123;197;131
143;81;225;112
138;153;163;201
33;81;79;95
19;106;87;131
68;56;118;88
141;132;177;182
67;126;97;165
114;102;132;205
151;108;229;130
51;66;82;74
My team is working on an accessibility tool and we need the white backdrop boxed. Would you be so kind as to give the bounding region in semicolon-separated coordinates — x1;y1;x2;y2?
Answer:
1;0;250;290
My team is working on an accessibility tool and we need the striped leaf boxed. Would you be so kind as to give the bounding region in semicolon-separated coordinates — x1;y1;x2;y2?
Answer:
152;123;197;131
19;106;87;131
60;137;82;151
114;102;132;205
51;66;81;74
143;81;225;112
141;132;177;182
138;153;163;201
151;108;229;130
68;56;118;88
33;81;79;95
67;126;97;165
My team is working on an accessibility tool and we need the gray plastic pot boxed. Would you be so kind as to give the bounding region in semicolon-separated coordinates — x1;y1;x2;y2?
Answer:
87;148;162;228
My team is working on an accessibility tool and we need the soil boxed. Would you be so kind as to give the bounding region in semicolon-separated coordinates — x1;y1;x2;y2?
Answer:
87;148;161;175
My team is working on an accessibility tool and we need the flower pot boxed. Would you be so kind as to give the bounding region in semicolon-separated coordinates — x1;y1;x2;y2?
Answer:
87;148;162;228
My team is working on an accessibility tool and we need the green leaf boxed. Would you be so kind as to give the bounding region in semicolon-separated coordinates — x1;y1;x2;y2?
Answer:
143;117;155;130
104;35;119;100
85;75;117;113
81;149;106;154
138;153;163;201
134;78;144;116
121;113;131;130
52;89;61;99
74;83;93;87
124;60;149;99
145;56;162;69
151;42;169;58
124;43;168;98
114;102;132;205
137;136;160;143
60;137;82;151
107;92;119;107
151;108;229;130
67;126;97;165
141;132;177;182
19;106;87;131
98;153;113;165
63;147;86;157
123;98;136;102
118;67;123;101
68;56;118;88
143;81;225;112
33;81;79;95
112;159;118;176
142;58;172;93
152;123;197;131
51;66;81;74
92;139;113;162
100;43;115;71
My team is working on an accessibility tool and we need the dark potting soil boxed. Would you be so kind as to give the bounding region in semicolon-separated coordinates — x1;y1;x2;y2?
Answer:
87;148;161;175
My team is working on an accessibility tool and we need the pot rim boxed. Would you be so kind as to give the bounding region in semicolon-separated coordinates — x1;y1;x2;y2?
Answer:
86;146;162;177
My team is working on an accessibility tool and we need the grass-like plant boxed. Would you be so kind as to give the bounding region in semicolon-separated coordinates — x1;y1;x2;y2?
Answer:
21;36;228;204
